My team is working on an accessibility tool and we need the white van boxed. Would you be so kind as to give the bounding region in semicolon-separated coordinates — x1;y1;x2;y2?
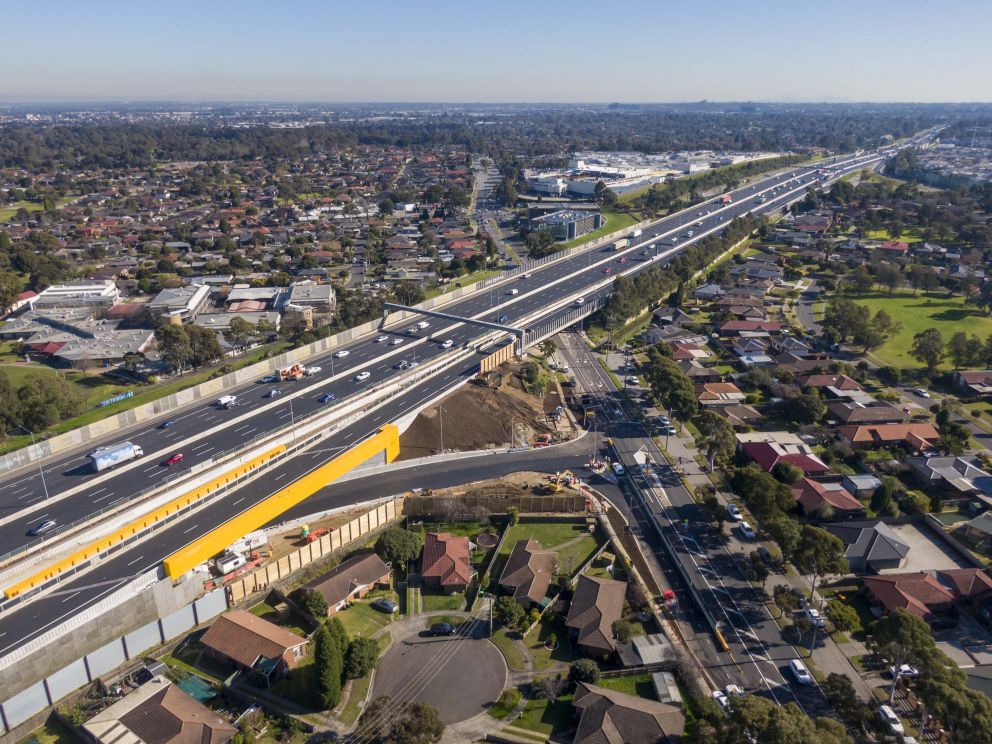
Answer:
216;395;237;408
507;288;519;296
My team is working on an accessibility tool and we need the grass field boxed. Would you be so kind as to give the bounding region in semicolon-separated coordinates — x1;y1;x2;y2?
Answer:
561;212;638;249
864;227;925;243
855;291;992;369
596;672;656;698
335;598;397;638
0;196;78;223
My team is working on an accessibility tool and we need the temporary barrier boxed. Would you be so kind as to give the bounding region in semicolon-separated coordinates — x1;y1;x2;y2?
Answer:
3;445;285;598
162;425;399;578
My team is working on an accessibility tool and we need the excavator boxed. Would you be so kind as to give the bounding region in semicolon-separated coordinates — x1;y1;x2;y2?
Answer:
542;469;575;494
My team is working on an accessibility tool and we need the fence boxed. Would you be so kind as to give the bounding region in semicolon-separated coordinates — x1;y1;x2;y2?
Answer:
405;493;587;520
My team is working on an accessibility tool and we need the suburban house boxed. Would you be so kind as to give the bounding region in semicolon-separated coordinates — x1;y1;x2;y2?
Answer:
827;401;910;425
962;513;992;548
792;478;864;518
565;576;627;658
824;521;911;574
740;440;829;475
302;553;391;615
572;682;684;744
862;568;992;625
798;374;864;393
200;610;308;677
498;539;556;608
837;423;939;451
907;456;992;506
696;382;746;406
842;474;883;499
421;532;475;594
955;370;992;397
82;676;237;744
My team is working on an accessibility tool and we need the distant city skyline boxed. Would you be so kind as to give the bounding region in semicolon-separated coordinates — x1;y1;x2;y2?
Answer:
3;0;991;103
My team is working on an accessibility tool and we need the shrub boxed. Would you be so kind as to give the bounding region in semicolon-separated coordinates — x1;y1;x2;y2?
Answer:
570;658;601;684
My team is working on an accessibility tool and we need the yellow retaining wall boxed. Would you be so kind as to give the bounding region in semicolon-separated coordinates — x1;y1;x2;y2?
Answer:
226;499;402;603
163;425;399;578
4;445;287;599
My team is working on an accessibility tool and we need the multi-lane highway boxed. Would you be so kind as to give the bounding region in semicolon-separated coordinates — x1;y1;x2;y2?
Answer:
0;134;935;659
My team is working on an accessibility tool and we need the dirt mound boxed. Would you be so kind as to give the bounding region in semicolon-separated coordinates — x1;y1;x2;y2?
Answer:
398;360;556;460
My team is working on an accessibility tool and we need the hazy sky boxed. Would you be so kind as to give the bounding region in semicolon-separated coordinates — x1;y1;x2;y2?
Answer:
3;0;990;103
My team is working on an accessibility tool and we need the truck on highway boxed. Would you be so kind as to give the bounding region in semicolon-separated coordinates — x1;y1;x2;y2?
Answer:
88;441;144;472
278;363;305;381
721;194;733;204
630;228;643;238
611;238;630;251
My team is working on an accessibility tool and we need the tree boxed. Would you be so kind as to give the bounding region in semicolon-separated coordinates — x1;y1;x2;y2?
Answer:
292;588;328;618
825;599;861;634
375;528;421;566
358;697;444;744
822;673;870;732
155;324;193;372
749;550;770;586
947;331;975;369
224;316;255;348
328;616;349;660
771;461;803;485
344;636;380;679
697;410;736;470
773;584;799;617
793;525;849;601
868;609;939;701
765;516;801;561
822;295;870;342
612;619;634;644
538;339;557;358
533;675;565;703
849;264;874;294
911;328;944;373
0;273;20;311
854;309;901;352
720;694;851;744
569;658;601;684
785;392;826;424
313;625;342;709
493;596;525;629
186;325;224;367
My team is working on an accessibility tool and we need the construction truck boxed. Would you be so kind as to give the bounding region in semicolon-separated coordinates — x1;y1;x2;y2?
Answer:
278;363;305;381
543;469;575;494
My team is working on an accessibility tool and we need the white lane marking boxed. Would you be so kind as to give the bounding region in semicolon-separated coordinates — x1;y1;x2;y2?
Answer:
233;424;251;433
61;591;81;603
182;524;199;534
191;442;213;452
93;492;115;503
232;498;244;506
274;473;287;481
197;448;214;457
126;555;144;567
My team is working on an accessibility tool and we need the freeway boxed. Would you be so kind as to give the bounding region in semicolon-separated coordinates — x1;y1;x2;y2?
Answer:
0;136;936;650
0;144;906;555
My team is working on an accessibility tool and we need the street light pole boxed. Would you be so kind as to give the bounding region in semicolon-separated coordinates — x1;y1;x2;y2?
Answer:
438;405;445;453
288;398;296;445
23;428;50;501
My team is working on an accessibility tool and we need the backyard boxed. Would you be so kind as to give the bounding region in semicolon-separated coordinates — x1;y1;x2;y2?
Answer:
496;519;602;579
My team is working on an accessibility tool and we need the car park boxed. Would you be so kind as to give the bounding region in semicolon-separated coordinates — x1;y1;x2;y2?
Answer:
726;503;742;521
430;622;456;636
877;705;905;735
372;598;399;614
790;658;812;685
163;452;184;466
159;420;176;429
738;521;756;539
805;608;826;628
354;371;371;382
27;519;57;537
320;392;336;403
333;349;350;358
612;462;625;477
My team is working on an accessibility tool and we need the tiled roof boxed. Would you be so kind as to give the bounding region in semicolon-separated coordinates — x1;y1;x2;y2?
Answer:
838;423;939;446
200;610;306;668
566;576;626;655
861;569;992;621
421;532;473;586
499;539;556;605
793;478;863;514
572;682;684;744
304;553;391;608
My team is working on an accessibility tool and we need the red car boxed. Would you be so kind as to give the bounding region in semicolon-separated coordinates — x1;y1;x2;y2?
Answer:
603;267;612;274
618;256;627;263
163;452;184;466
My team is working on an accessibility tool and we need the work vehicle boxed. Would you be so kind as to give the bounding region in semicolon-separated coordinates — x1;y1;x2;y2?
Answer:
877;705;905;735
507;288;519;296
375;335;389;343
430;622;456;636
27;519;57;537
304;366;321;376
216;395;237;408
159;420;176;429
278;363;305;381
333;349;350;358
300;524;330;543
163;452;184;466
441;339;454;349
372;598;399;613
229;531;269;554
721;194;733;203
790;659;812;685
355;371;371;382
320;392;336;403
611;238;630;251
89;441;145;472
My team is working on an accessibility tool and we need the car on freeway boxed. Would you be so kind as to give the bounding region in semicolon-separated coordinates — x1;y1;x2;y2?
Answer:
267;388;282;398
914;388;931;398
159;420;176;429
612;462;625;477
790;658;813;685
416;321;430;330
805;608;826;628
726;503;742;521
877;705;905;736
333;349;350;358
259;375;278;383
27;519;57;537
409;361;420;368
618;256;627;263
711;690;730;711
603;267;612;274
429;622;456;636
391;338;404;346
354;371;371;382
371;598;399;614
497;314;509;323
521;273;530;279
738;521;756;539
395;360;410;370
375;335;389;343
888;663;920;679
320;392;336;403
440;339;454;349
163;452;185;466
574;297;585;306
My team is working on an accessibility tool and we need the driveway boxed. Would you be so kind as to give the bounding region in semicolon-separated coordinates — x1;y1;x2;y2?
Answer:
372;620;507;724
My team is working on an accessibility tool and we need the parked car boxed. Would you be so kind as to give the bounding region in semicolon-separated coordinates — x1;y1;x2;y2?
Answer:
877;705;905;735
354;371;371;382
320;392;336;403
27;519;57;537
711;689;730;711
726;503;742;521
430;622;456;636
805;608;826;628
888;663;920;679
159;420;176;429
792;588;809;609
163;452;184;466
914;388;931;398
790;658;812;685
738;521;756;539
371;598;398;614
612;462;626;477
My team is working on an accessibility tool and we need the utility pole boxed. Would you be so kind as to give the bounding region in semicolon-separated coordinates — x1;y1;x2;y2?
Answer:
438;404;445;453
288;398;296;445
21;428;50;502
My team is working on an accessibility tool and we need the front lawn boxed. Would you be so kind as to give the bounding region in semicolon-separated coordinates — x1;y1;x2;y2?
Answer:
420;590;467;612
334;599;397;638
489;627;529;672
510;694;575;736
596;672;656;698
526;620;577;671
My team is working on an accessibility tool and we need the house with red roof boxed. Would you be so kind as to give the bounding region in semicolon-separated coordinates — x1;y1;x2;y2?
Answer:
421;532;474;594
837;423;939;451
862;568;992;625
696;382;746;406
718;320;781;335
740;441;829;475
792;478;864;517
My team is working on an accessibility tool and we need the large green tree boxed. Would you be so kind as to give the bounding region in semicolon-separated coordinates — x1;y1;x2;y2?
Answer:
792;525;849;601
375;528;421;566
911;328;944;373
